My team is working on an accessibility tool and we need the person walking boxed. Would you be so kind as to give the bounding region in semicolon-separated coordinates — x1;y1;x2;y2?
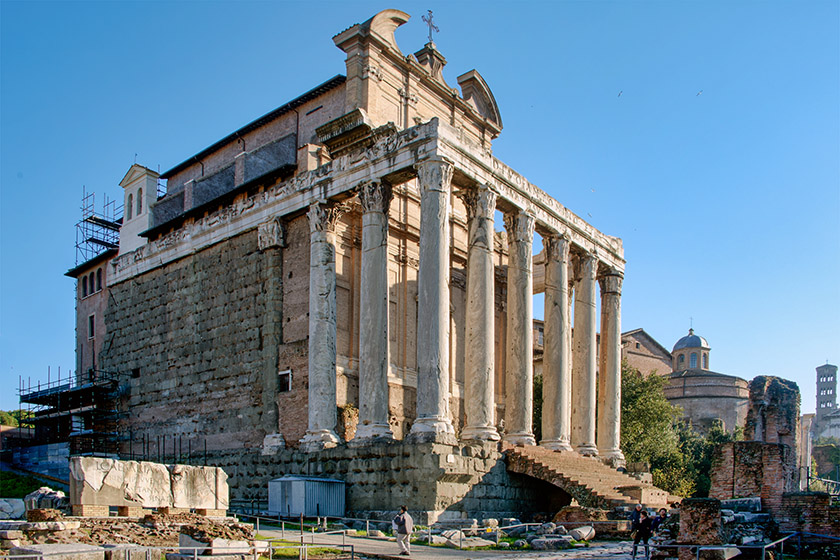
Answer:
632;510;653;559
392;505;414;556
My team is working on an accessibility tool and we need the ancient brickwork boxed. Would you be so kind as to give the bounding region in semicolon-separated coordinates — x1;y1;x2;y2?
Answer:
744;376;800;453
776;492;840;537
104;229;290;451
709;441;795;512
678;498;724;560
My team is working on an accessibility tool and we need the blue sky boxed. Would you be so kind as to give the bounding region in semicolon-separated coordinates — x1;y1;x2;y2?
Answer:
1;1;837;415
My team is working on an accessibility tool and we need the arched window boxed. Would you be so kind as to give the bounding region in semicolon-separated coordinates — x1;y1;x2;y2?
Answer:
137;188;143;215
678;354;685;367
703;353;708;369
89;272;95;293
127;194;133;220
690;352;697;368
96;268;102;291
82;276;88;297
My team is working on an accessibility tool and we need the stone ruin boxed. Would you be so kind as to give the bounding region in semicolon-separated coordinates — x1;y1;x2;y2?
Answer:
69;457;229;517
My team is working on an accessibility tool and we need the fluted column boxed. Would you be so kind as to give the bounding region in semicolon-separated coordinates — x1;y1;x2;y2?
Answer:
598;269;625;466
354;180;394;442
409;160;456;442
540;233;573;451
300;202;343;451
460;184;500;442
571;252;598;456
503;210;536;446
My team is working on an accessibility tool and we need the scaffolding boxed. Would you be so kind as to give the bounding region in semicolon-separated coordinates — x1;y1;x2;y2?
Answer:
75;187;123;266
16;368;128;457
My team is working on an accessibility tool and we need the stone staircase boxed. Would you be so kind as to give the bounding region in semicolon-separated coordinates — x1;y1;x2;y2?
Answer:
505;444;680;509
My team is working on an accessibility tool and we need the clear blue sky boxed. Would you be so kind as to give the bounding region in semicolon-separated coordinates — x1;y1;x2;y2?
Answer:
1;1;837;416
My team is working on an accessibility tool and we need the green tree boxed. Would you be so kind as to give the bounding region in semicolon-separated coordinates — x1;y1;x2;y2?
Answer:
0;409;31;427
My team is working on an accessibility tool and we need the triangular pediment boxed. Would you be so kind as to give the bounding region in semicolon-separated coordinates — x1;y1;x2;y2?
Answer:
120;164;159;188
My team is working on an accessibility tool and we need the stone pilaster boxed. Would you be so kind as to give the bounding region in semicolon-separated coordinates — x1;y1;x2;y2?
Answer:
300;202;343;451
503;211;536;446
460;184;500;442
540;233;573;451
409;160;456;442
597;269;625;466
354;180;394;442
571;252;598;456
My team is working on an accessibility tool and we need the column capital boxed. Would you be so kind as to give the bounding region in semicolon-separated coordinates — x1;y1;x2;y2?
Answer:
598;268;624;295
543;232;571;263
574;251;598;281
460;184;497;221
416;159;453;194
308;201;348;234
503;210;535;242
358;179;393;214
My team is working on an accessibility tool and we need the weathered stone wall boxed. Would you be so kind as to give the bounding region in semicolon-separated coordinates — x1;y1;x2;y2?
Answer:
103;228;289;452
204;441;562;524
709;441;796;512
776;492;840;537
744;376;800;452
678;498;724;560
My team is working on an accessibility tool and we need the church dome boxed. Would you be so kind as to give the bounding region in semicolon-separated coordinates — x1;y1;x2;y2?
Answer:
672;328;710;352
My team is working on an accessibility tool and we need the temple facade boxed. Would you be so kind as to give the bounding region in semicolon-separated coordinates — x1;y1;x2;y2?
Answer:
70;9;638;520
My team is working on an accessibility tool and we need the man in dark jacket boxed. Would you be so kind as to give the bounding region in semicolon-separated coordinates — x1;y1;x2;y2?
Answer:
632;510;653;559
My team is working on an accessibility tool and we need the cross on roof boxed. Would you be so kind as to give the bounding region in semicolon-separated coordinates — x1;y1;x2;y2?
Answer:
422;10;439;44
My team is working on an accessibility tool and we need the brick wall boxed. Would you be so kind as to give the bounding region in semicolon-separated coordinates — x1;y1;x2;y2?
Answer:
776;492;840;537
678;498;724;560
709;441;796;512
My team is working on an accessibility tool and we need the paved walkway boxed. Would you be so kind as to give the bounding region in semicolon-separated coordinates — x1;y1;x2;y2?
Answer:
259;529;640;559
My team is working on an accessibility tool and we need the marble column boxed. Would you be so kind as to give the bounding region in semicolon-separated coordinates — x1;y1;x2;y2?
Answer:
300;202;342;451
571;252;598;456
503;211;536;446
597;268;625;466
460;184;500;442
354;180;394;442
409;160;456;441
540;233;573;451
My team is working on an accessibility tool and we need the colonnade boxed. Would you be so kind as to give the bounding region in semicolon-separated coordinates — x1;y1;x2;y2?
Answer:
299;159;624;465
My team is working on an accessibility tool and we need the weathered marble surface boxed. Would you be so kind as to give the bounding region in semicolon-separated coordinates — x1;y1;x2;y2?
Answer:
69;457;228;510
571;253;598;456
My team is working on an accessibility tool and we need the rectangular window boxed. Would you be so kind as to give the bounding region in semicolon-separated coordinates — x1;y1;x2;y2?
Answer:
88;315;95;339
278;369;292;392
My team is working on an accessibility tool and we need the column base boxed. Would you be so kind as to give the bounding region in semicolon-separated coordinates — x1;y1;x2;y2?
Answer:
540;439;574;452
503;433;536;446
461;425;501;442
299;429;340;452
575;443;599;457
598;449;626;469
353;423;394;441
408;416;456;442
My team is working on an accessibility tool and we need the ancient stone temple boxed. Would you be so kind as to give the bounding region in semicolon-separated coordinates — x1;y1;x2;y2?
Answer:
76;9;653;521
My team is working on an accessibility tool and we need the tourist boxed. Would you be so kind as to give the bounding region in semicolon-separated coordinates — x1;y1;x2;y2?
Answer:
632;510;653;559
392;505;414;556
629;503;644;531
651;507;668;533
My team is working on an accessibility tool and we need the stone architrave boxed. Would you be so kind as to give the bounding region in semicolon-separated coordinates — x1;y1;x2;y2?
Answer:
300;202;343;451
409;160;456;441
597;269;625;466
354;180;395;442
540;233;573;451
503;210;536;446
571;252;598;456
460;184;500;442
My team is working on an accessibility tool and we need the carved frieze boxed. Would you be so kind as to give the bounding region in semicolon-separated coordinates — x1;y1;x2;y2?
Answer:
258;218;286;250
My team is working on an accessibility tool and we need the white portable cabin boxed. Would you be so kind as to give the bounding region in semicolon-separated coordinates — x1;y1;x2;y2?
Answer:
268;476;345;517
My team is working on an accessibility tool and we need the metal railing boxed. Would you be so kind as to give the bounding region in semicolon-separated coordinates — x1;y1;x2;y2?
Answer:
9;543;355;560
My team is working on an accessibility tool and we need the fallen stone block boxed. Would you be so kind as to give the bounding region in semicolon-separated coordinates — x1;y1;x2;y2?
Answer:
102;544;164;560
569;525;595;541
531;536;573;550
0;531;24;539
24;490;69;513
720;497;761;513
513;539;527;548
178;534;250;556
0;499;25;520
535;522;556;535
11;543;104;560
2;539;22;550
